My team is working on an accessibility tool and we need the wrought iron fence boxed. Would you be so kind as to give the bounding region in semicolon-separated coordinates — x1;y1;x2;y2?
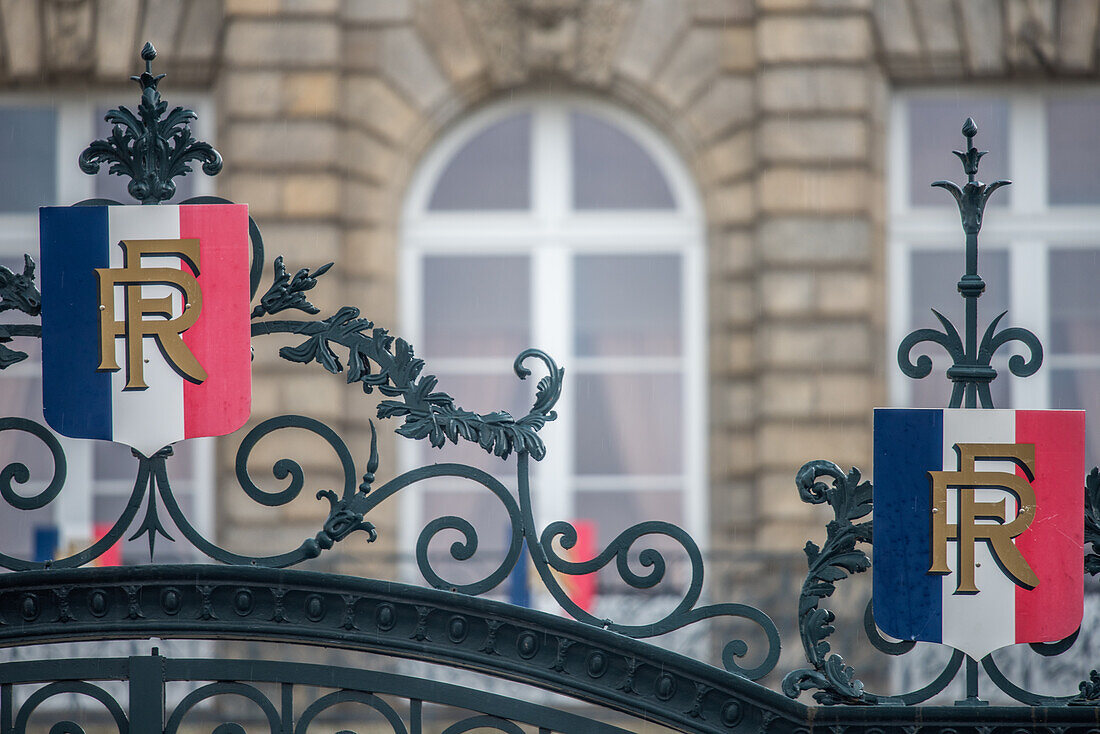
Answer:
0;42;1097;733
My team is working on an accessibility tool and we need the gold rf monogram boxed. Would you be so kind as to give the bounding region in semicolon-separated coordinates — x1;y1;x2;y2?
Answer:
928;443;1039;595
95;238;206;390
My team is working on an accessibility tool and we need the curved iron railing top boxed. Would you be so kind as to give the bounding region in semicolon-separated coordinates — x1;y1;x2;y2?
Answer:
0;42;783;686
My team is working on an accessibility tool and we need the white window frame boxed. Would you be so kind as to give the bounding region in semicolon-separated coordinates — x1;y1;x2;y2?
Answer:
0;92;217;559
889;87;1100;417
399;95;707;583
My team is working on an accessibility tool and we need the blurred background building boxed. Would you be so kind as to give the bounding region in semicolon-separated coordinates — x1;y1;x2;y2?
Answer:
0;0;1098;698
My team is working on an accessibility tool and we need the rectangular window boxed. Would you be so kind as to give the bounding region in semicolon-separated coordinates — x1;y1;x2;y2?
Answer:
891;90;1100;463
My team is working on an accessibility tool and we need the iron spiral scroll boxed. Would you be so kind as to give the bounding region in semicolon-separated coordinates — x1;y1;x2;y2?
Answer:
0;337;781;678
0;42;781;692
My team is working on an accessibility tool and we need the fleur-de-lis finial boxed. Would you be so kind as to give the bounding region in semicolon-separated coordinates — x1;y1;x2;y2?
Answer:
78;41;222;204
898;117;1042;409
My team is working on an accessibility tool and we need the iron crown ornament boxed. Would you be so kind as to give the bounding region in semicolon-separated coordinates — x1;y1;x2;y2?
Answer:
78;42;223;205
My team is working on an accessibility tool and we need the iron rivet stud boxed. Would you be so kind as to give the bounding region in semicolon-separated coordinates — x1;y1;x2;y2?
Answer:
161;588;181;615
654;673;676;701
305;595;325;622
586;651;608;678
88;589;109;617
721;701;742;727
448;615;468;643
375;603;396;632
517;631;540;659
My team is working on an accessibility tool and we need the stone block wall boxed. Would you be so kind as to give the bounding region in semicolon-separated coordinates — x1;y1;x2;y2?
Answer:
751;0;885;550
2;0;1098;577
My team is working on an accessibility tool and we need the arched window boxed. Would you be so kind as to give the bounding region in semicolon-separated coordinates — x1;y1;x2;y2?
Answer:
400;98;706;591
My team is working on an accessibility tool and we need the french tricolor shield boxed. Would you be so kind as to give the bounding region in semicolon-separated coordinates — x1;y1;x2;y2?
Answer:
873;408;1085;659
39;204;251;456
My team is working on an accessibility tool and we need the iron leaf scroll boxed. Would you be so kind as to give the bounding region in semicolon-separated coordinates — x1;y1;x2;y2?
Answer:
0;255;41;367
252;304;564;461
782;461;873;704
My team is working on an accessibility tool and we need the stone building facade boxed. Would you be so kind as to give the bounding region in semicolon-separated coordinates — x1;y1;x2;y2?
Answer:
0;0;1096;599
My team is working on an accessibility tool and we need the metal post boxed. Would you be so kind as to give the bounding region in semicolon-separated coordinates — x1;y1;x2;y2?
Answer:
129;648;165;733
954;656;987;706
281;683;294;734
1;683;11;734
959;120;985;409
899;117;1038;409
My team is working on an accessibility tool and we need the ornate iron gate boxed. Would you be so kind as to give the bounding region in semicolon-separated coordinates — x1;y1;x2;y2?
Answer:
0;44;1099;732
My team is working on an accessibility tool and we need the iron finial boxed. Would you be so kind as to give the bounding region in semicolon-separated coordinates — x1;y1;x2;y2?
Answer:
898;117;1041;408
78;41;222;204
130;41;166;97
958;117;982;183
932;117;1009;236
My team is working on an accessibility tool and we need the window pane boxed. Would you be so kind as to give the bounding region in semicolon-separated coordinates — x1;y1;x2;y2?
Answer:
95;492;198;564
574;373;681;475
92;108;197;203
422;255;530;358
93;442;138;481
1051;368;1100;466
574;254;681;357
0;107;57;212
428;113;531;211
908;250;1010;408
1050;249;1100;354
1047;99;1100;205
0;505;56;562
574;489;682;547
416;371;527;477
910;250;1009;333
91;439;195;483
0;377;59;563
571;112;674;210
0;374;42;424
908;99;1009;207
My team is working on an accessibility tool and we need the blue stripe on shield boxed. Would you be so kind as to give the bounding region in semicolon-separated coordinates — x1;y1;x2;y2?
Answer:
873;408;943;643
40;206;112;440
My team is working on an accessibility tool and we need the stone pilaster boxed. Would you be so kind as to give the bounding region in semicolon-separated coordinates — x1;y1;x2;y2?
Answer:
751;0;885;550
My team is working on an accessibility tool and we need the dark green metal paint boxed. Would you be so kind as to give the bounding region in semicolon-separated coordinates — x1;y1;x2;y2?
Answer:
897;118;1042;409
0;41;1096;732
78;42;222;205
